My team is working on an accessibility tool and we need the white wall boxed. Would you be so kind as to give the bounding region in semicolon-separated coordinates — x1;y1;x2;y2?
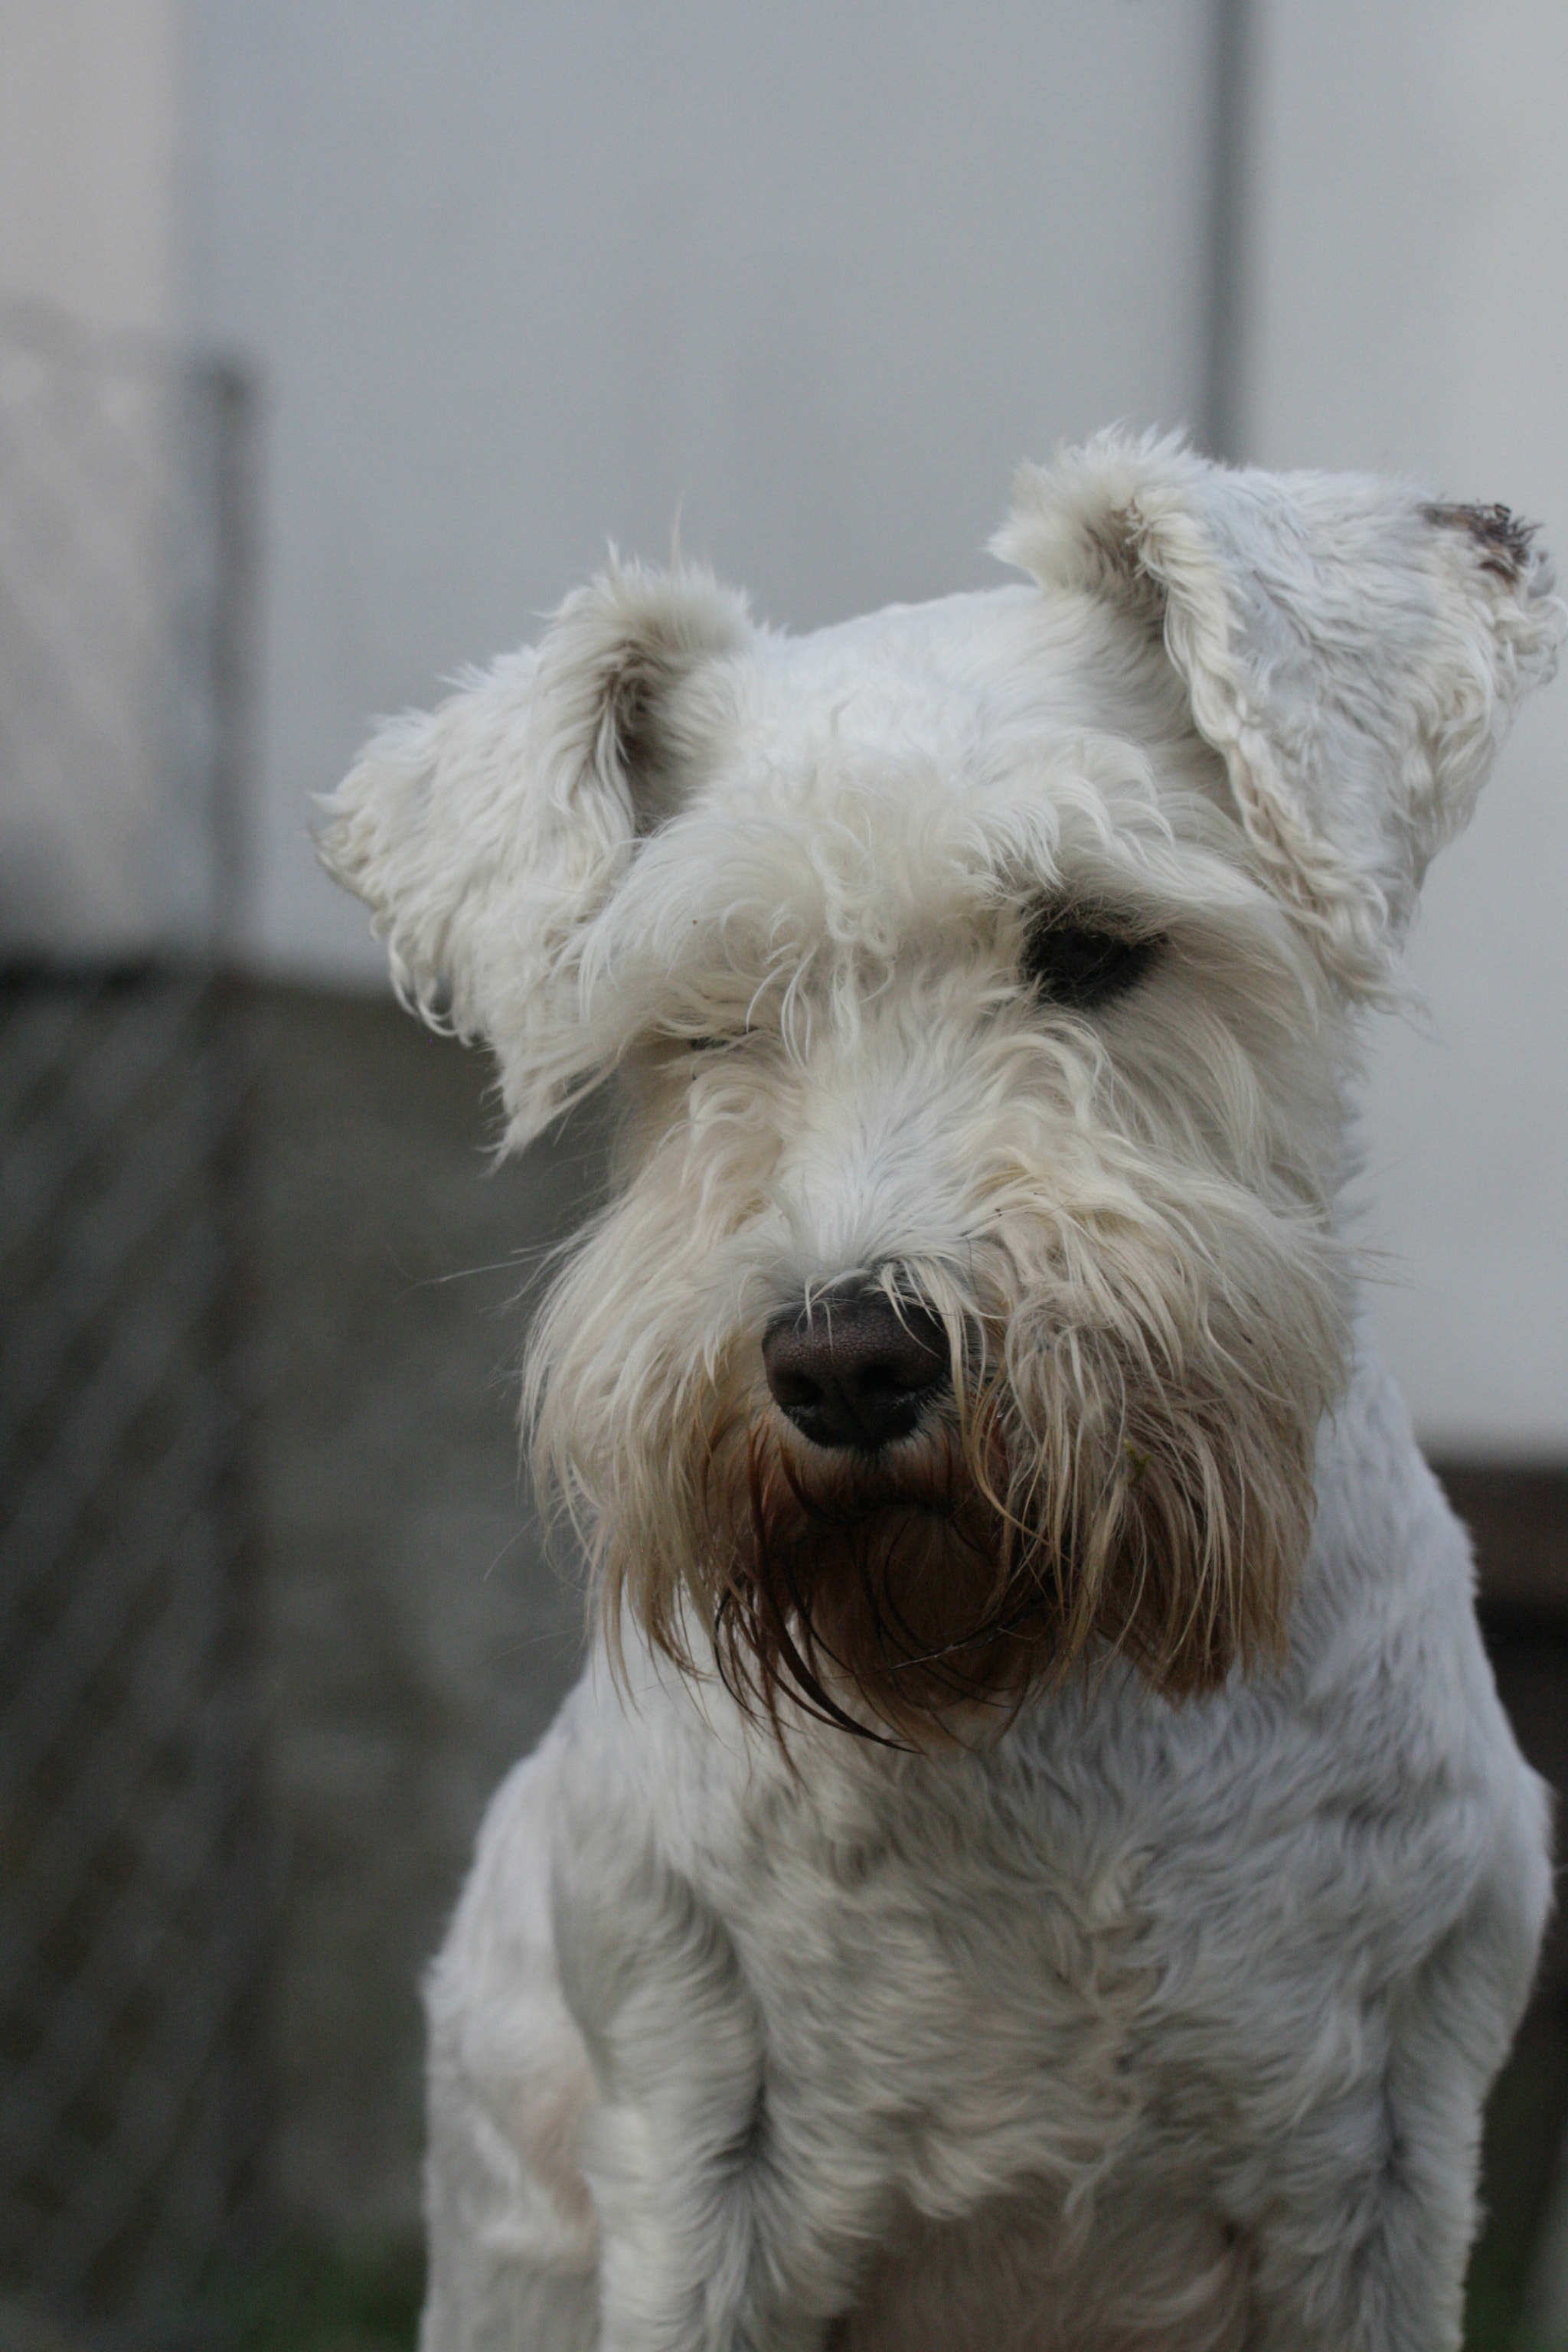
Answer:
0;0;188;336
188;0;1221;978
0;0;207;954
1242;0;1568;1452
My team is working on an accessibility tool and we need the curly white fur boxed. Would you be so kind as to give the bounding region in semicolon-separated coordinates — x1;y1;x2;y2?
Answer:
322;433;1559;2352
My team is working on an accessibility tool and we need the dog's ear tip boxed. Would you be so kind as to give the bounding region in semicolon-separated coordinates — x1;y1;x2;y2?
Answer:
318;554;755;1106
1422;498;1545;590
564;551;754;652
1423;499;1566;686
309;795;359;900
991;426;1205;598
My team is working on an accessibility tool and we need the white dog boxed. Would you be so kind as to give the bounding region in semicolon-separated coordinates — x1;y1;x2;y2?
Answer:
323;433;1558;2352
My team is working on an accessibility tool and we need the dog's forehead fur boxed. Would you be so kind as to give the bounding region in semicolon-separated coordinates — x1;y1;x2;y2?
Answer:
727;581;1194;764
588;587;1255;1024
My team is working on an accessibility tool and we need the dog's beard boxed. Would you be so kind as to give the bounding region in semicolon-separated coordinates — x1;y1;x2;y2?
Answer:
602;1328;1322;1749
704;1415;1025;1744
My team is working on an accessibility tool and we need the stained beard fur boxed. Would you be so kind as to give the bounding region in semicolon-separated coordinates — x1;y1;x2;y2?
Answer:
591;1334;1324;1751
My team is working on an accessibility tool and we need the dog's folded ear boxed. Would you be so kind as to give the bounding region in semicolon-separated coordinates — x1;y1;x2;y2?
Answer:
996;430;1563;995
319;559;753;1142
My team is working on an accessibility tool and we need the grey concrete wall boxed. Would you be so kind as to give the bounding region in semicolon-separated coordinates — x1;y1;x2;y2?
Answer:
1240;0;1568;1450
0;6;206;961
188;0;1223;979
0;0;189;340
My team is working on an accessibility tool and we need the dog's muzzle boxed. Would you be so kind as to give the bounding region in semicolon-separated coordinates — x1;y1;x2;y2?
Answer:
762;1290;950;1452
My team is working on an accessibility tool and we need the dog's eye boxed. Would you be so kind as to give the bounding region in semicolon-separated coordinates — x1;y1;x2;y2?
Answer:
688;1028;758;1052
1022;912;1160;1011
682;1031;748;1057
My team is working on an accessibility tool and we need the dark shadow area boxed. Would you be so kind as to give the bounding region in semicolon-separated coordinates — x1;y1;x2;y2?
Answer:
1439;1468;1568;2350
243;983;602;2256
2;977;600;2346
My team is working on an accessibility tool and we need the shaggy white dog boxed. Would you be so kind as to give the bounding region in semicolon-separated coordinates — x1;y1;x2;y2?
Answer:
323;433;1559;2352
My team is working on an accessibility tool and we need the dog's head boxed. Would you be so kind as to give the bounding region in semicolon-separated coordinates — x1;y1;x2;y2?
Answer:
322;432;1559;1743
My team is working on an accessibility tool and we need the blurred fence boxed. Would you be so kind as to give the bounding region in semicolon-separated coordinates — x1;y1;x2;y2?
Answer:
0;305;263;2346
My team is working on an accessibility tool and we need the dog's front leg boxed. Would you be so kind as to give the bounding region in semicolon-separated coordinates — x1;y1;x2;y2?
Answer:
1238;1877;1540;2352
552;1821;841;2352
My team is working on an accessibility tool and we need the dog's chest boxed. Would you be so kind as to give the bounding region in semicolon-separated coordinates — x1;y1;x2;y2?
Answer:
648;1622;1498;2226
662;1693;1269;2209
642;1700;1281;2349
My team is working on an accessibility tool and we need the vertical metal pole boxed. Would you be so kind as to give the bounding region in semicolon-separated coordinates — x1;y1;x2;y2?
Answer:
205;360;256;975
1202;0;1255;462
202;355;274;2291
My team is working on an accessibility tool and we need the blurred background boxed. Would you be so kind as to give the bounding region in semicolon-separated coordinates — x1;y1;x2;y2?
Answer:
2;3;1565;2346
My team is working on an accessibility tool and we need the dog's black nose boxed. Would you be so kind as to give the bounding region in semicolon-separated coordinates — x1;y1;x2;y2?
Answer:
763;1291;950;1452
